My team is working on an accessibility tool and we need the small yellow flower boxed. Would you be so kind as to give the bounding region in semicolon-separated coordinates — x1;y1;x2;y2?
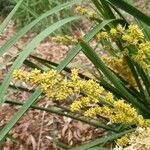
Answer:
71;69;80;81
75;6;88;15
71;101;83;112
115;127;150;149
82;79;104;99
110;112;127;124
100;106;111;116
105;92;114;104
137;115;145;127
89;12;98;20
116;24;125;33
132;41;150;70
96;31;109;40
117;135;129;147
84;106;102;117
80;97;91;105
13;70;23;79
110;28;118;37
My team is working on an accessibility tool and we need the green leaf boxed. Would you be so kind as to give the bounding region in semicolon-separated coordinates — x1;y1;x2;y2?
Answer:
24;59;43;71
136;21;150;40
14;0;39;19
99;0;116;19
0;16;80;105
70;128;135;150
0;0;23;34
107;0;150;26
0;0;82;56
87;147;109;150
91;0;105;17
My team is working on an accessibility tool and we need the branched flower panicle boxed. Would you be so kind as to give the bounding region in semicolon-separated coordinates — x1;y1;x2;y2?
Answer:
13;69;150;128
96;24;149;70
13;69;73;101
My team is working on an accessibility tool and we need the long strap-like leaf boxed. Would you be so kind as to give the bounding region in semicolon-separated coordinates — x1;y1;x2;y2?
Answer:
107;0;150;26
70;128;135;150
0;0;23;34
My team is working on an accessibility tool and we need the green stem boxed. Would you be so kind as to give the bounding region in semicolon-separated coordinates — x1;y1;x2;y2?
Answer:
5;100;118;132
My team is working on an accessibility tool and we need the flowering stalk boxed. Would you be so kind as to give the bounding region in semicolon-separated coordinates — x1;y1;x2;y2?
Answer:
13;68;150;127
4;100;117;132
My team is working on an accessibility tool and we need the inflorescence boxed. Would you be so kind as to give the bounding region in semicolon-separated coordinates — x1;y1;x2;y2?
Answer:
13;69;150;127
96;24;150;71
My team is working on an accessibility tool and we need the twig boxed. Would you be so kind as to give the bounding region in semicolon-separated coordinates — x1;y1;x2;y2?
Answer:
5;100;118;132
37;103;49;150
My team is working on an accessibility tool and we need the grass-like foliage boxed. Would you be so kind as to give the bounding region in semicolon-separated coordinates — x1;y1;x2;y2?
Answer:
0;0;78;33
0;0;150;149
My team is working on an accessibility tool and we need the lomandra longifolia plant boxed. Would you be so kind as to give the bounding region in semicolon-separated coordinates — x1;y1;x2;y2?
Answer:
0;0;150;149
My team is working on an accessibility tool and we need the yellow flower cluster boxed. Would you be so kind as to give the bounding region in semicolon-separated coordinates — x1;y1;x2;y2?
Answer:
51;35;77;46
110;100;138;125
102;56;136;87
84;105;111;117
116;135;129;147
110;28;118;37
70;69;105;99
69;71;150;127
75;6;98;20
82;98;149;127
96;31;109;40
70;97;92;112
122;25;144;45
114;127;150;149
97;24;149;70
96;24;144;44
133;41;150;70
13;69;150;127
75;6;88;15
96;24;125;40
13;69;73;101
